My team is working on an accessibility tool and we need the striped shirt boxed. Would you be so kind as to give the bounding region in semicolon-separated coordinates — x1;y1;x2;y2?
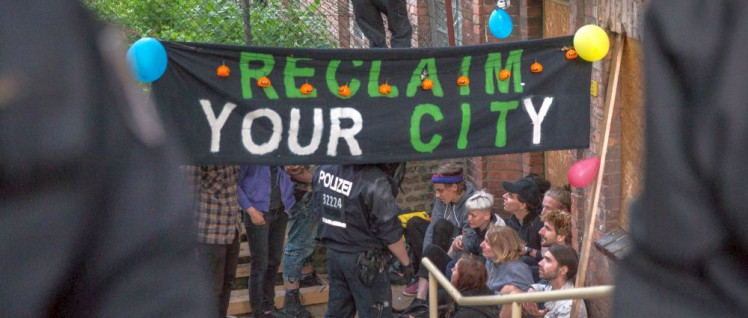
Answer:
185;165;242;244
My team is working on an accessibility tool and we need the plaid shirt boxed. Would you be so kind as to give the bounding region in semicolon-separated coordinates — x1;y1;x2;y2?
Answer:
185;165;242;244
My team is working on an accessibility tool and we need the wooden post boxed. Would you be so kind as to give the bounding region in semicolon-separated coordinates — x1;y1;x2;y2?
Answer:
572;32;623;317
445;0;456;46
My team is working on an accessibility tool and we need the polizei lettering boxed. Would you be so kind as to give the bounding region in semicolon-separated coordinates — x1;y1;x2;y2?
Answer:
318;170;353;196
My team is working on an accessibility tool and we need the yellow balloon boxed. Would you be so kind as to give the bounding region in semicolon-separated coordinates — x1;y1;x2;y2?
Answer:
573;25;610;62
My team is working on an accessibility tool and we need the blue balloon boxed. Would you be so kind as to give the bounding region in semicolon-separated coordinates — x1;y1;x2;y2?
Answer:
488;8;513;39
126;37;168;83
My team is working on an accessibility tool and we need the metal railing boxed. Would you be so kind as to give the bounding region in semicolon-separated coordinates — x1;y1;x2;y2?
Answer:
421;257;614;318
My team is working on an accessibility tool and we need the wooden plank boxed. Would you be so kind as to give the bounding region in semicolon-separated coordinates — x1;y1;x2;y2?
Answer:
572;33;624;318
234;260;284;278
234;263;289;278
239;241;250;258
227;284;330;315
594;0;645;41
236;263;250;278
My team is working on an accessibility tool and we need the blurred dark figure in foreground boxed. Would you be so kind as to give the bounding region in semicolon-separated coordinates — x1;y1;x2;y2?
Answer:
614;1;748;317
0;1;212;317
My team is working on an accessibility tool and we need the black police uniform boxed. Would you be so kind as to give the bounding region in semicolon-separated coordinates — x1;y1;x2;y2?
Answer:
313;165;403;318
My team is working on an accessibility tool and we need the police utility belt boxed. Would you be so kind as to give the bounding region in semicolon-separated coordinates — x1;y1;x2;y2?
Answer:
356;249;390;287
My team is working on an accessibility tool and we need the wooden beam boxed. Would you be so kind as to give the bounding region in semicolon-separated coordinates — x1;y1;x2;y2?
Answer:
235;262;285;278
572;32;624;317
445;0;456;46
227;284;330;315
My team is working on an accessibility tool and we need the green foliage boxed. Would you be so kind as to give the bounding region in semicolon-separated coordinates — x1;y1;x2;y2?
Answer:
83;0;336;48
250;1;336;48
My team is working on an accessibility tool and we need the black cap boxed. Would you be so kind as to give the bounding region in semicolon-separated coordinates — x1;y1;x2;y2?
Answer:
503;177;542;213
502;178;536;194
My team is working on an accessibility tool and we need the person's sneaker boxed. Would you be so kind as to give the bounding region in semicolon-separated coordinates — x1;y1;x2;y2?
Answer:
402;281;419;297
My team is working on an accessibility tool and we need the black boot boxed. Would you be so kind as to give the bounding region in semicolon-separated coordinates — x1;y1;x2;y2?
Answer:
281;289;312;318
255;309;291;318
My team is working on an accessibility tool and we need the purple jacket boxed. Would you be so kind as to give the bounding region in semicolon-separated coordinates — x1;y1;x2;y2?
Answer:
237;165;296;214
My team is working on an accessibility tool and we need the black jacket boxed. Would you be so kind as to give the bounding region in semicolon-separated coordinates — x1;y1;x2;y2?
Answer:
506;212;543;266
314;165;403;253
614;1;748;317
447;287;500;318
0;1;211;317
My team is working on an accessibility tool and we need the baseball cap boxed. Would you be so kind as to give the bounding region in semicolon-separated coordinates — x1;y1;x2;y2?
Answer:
503;177;542;210
502;178;537;194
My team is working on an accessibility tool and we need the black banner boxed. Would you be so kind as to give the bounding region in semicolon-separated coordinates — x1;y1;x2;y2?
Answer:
152;36;590;165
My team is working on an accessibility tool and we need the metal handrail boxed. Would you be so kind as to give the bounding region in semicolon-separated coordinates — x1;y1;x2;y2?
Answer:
421;257;614;318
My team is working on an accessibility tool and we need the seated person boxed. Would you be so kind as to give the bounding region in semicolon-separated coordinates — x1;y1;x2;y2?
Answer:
541;186;572;216
404;163;476;294
443;254;500;318
403;190;498;310
539;209;573;248
521;244;587;318
502;176;545;281
452;189;501;259
480;225;534;318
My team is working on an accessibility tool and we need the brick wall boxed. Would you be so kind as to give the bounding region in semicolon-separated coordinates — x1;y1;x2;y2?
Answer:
567;1;633;316
460;0;546;218
466;152;545;218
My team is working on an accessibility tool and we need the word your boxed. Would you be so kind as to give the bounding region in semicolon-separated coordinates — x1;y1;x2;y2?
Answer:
200;100;362;156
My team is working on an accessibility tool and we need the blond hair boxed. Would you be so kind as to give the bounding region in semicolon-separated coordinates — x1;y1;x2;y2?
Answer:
484;225;525;263
466;189;494;211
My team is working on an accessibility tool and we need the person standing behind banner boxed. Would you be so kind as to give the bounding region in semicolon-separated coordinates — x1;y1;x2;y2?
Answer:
352;0;413;48
314;164;413;318
238;165;295;318
279;165;318;318
186;165;243;318
0;1;211;316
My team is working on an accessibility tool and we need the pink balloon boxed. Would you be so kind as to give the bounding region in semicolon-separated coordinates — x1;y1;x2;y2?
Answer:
567;157;601;188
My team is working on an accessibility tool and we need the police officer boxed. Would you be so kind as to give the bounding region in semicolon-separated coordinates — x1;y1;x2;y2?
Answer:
313;164;413;318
